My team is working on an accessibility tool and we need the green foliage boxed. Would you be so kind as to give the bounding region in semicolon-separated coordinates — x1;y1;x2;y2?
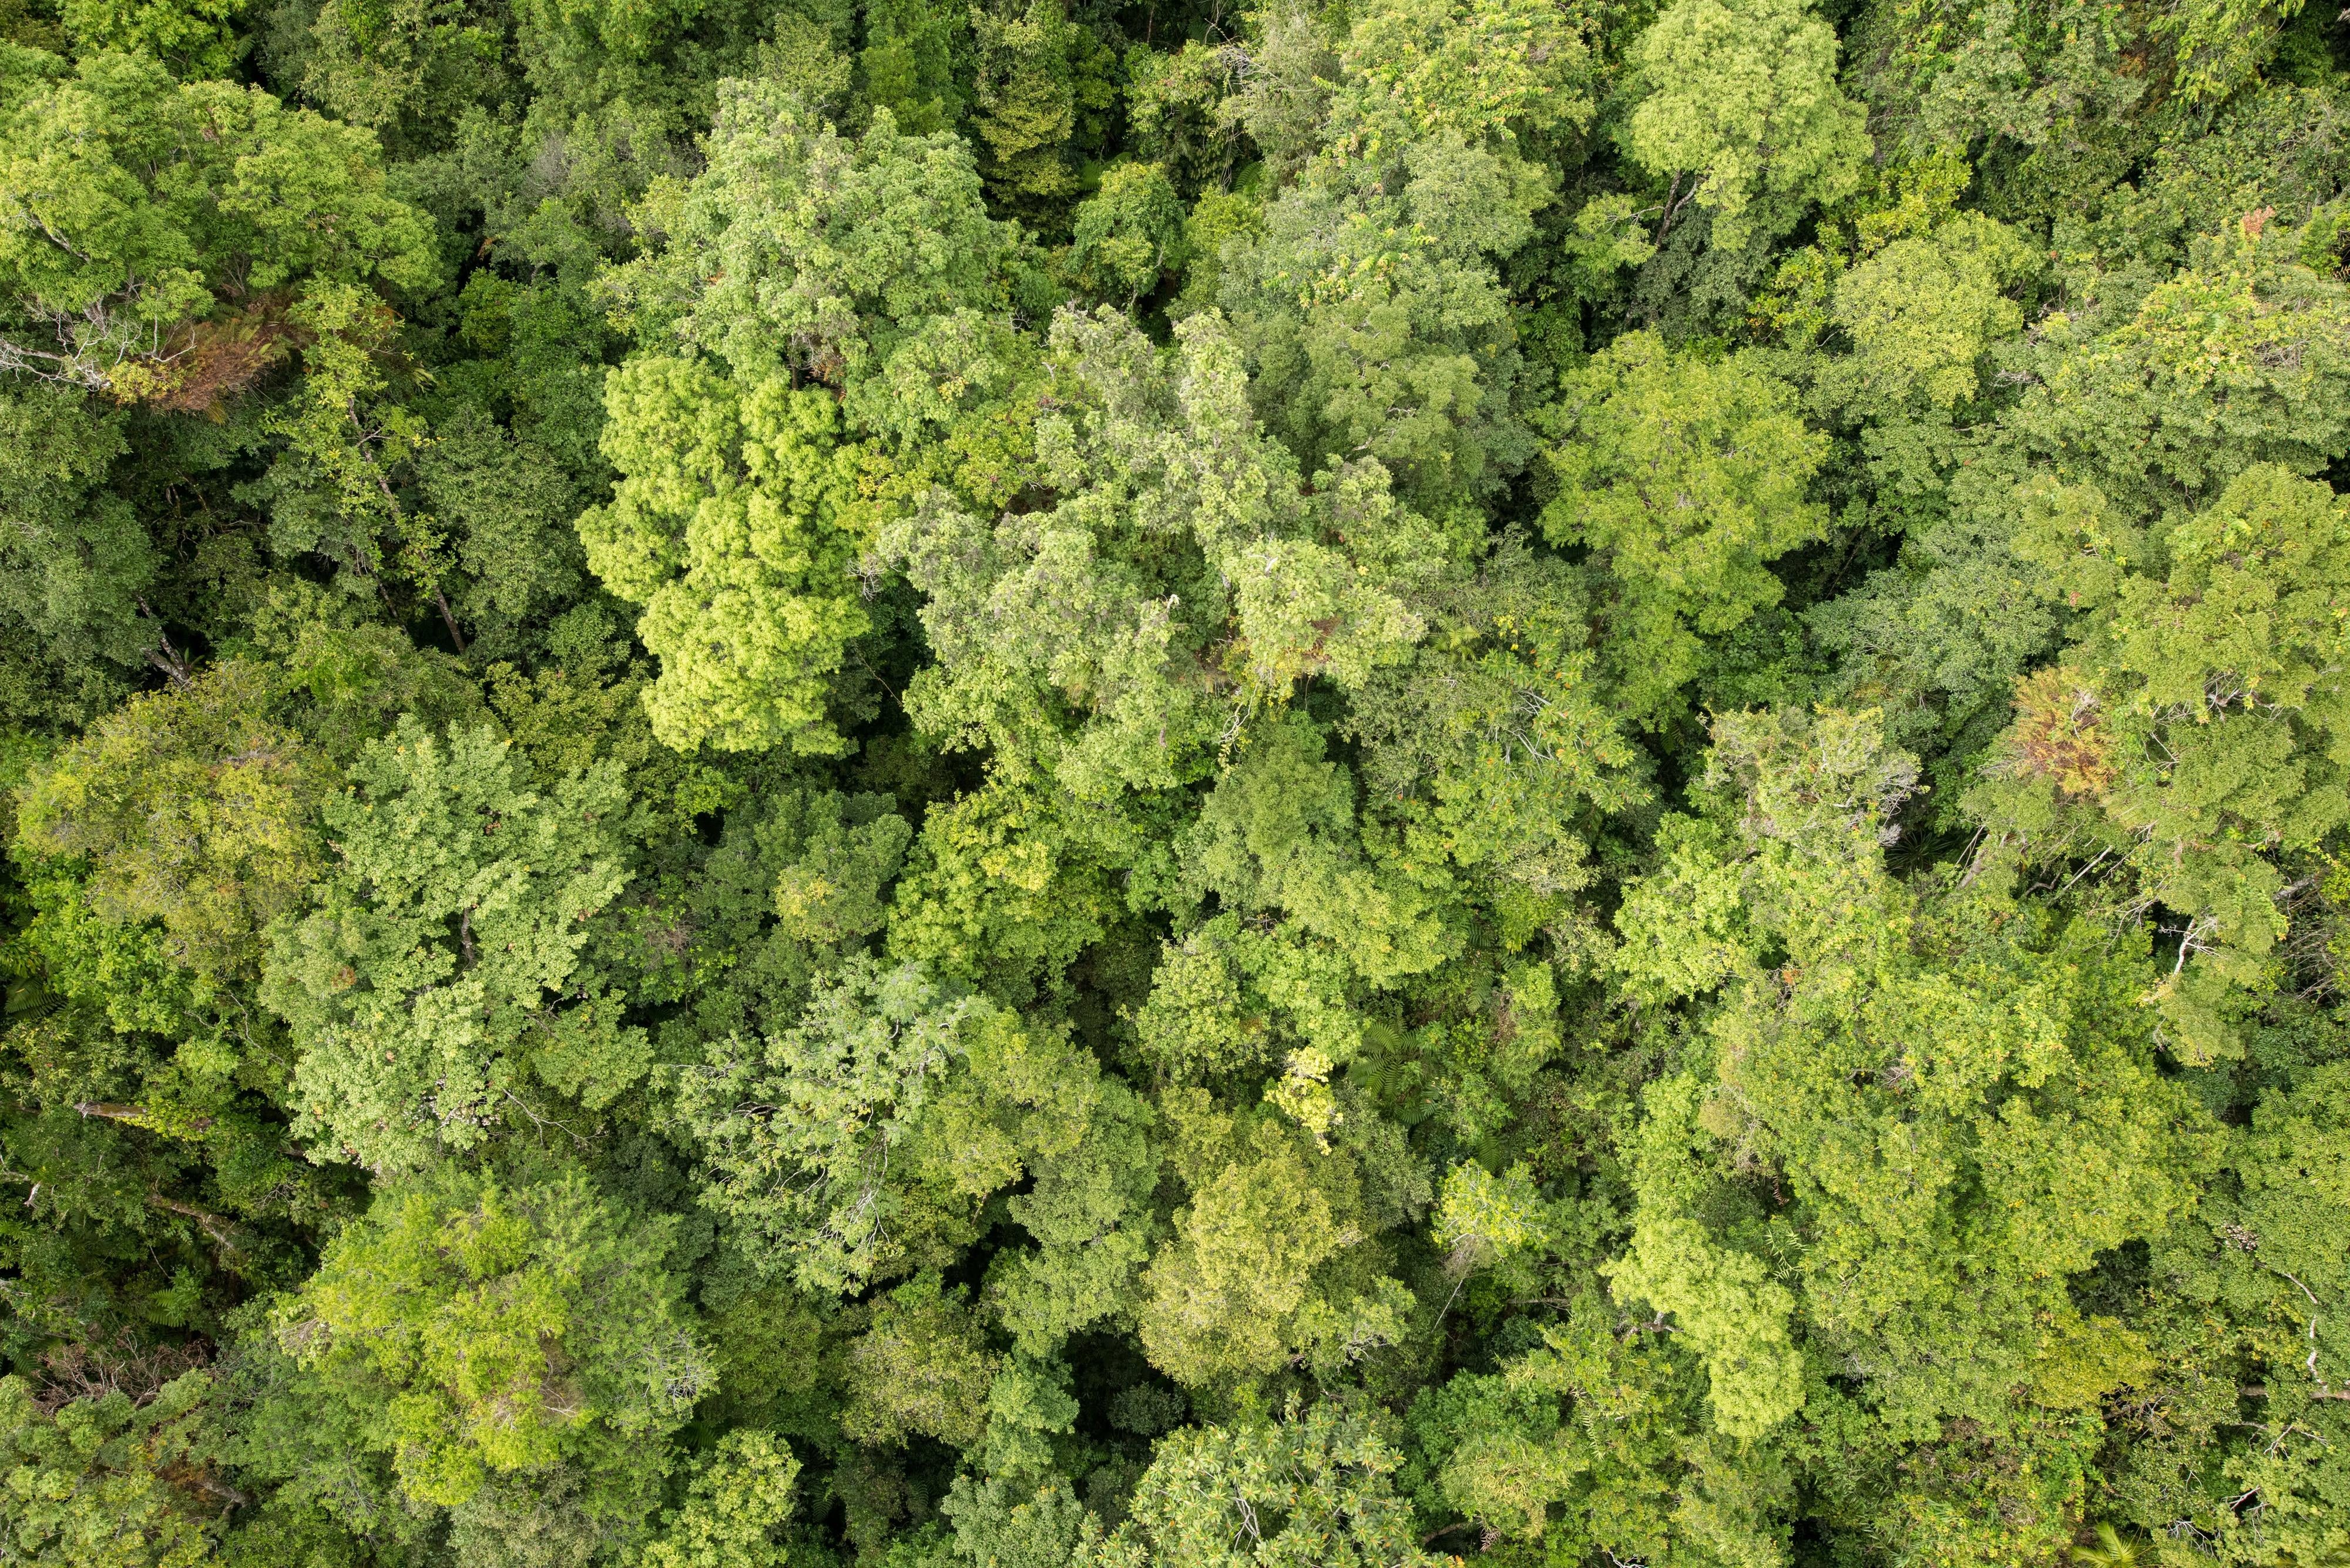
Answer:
0;387;150;726
586;82;1016;750
258;282;446;617
882;775;1117;998
602;82;1009;387
2155;0;2309;105
1339;538;1640;925
860;0;962;136
2002;215;2350;532
281;1163;709;1512
675;955;996;1291
1084;1404;1439;1567
1626;0;1869;246
18;660;326;982
1978;464;2350;1060
1332;0;1591;148
1540;331;1827;726
297;0;505;146
1134;1138;1350;1386
1623;707;2212;1443
1171;714;1450;989
888;307;1443;798
0;53;434;398
0;0;2345;1562
420;405;587;654
1066;163;1186;307
965;0;1110;228
842;1272;998;1446
1431;1159;1550;1287
1123;42;1243;197
0;1371;220;1568
936;1470;1101;1566
1606;1172;1803;1441
262;718;643;1170
1829;211;2036;414
635;1431;801;1568
62;0;245;78
582;357;871;753
1219;142;1540;517
676;946;1140;1338
1133;1097;1414;1389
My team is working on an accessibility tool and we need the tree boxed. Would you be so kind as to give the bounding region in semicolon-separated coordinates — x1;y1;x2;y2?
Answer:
1329;0;1591;152
841;1272;998;1448
0;52;434;399
635;1431;802;1568
885;307;1442;800
1993;214;2350;534
601;85;1009;391
2144;1047;2350;1562
1206;0;1591;518
278;1164;710;1514
936;1471;1102;1567
860;0;962;136
1540;331;1827;727
966;0;1112;227
62;0;246;79
675;956;995;1292
0;387;151;728
418;403;587;657
1133;1101;1412;1390
1431;1159;1552;1292
1082;1404;1441;1567
1170;713;1451;990
585;83;1015;753
0;1369;223;1568
18;660;326;985
1338;538;1643;930
1066;163;1185;308
1625;0;1870;248
1828;210;2037;417
1605;1129;1804;1442
297;0;508;153
580;358;872;754
1123;42;1247;199
1616;706;2211;1502
261;718;643;1171
1408;1289;1791;1564
1134;1143;1348;1387
1217;111;1565;515
676;952;1134;1322
882;775;1120;1003
1974;464;2350;1062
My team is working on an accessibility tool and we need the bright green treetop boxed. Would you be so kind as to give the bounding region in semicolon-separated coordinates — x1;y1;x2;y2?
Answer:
1625;0;1869;247
1540;331;1828;727
263;718;643;1170
281;1164;710;1513
0;53;433;399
